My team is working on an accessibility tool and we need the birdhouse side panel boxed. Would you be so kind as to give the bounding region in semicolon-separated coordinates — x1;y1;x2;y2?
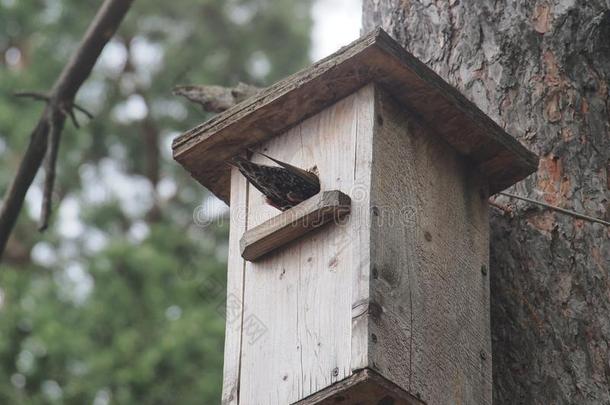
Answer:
369;88;491;404
237;85;376;404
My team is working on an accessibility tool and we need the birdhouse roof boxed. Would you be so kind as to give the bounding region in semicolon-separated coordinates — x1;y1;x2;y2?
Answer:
173;28;538;204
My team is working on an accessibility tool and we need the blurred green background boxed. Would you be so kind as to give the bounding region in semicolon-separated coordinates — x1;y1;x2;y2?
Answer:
0;0;314;403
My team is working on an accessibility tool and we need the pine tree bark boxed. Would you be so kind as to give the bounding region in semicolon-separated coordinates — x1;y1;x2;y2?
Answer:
363;1;610;404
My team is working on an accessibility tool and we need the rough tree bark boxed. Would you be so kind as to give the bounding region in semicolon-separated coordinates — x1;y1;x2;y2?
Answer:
363;1;610;404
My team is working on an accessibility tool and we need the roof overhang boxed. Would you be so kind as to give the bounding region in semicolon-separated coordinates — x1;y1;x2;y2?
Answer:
173;28;538;204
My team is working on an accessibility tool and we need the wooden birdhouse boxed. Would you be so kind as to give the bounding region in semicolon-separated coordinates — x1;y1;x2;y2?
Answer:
173;29;537;405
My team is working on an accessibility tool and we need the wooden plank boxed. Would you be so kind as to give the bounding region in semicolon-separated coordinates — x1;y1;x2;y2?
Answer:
367;87;416;394
369;87;491;404
221;166;249;405
237;89;365;404
349;84;375;373
172;28;537;204
294;368;425;405
239;190;351;261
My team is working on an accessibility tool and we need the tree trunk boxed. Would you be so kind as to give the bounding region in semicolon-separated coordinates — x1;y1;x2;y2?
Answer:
363;2;610;404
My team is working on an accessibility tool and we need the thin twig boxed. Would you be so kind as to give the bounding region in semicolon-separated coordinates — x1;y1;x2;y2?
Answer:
499;191;610;226
71;102;94;119
14;93;92;128
61;104;80;128
39;109;65;231
13;91;50;102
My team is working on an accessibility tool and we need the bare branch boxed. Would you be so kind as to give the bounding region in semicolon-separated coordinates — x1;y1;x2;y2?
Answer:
0;0;135;261
39;108;65;231
173;82;261;113
71;102;94;119
61;103;80;128
14;93;93;128
13;91;50;102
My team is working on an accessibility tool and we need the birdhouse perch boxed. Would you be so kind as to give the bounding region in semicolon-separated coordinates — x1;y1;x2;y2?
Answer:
173;28;537;405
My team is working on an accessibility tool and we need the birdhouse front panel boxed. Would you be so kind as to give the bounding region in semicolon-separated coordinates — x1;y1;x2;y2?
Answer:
227;85;375;404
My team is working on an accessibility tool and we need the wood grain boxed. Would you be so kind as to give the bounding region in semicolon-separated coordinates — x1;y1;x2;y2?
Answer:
222;84;493;403
363;4;610;405
172;28;537;204
369;87;491;404
363;0;610;405
294;368;425;405
221;165;249;405
350;85;376;374
236;88;373;404
239;190;351;261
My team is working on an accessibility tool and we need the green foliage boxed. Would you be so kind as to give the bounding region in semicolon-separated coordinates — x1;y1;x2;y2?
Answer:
0;0;312;403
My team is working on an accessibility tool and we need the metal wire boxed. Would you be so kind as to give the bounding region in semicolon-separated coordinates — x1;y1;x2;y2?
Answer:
498;192;610;227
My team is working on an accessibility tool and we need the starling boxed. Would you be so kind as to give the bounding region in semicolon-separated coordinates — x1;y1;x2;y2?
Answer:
228;151;320;211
